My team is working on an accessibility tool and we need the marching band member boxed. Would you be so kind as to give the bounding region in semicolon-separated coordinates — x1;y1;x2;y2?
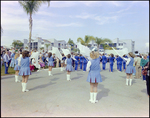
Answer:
18;50;31;92
47;52;54;76
14;53;21;82
9;50;15;68
102;53;107;70
109;54;115;73
83;56;88;72
61;53;66;71
74;53;79;71
65;54;73;81
119;52;136;86
86;51;102;103
79;54;83;70
118;56;123;72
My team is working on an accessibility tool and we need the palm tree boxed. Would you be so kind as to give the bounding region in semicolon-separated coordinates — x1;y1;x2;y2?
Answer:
18;1;50;51
95;37;112;53
45;44;50;51
77;35;96;46
95;37;103;52
40;47;44;50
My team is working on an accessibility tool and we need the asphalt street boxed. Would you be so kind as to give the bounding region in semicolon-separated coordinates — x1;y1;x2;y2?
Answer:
1;63;149;117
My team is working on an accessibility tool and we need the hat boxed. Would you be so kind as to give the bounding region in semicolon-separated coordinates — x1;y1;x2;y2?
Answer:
90;51;99;59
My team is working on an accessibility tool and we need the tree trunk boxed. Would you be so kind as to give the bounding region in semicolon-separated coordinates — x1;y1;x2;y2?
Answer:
29;13;32;51
97;45;99;53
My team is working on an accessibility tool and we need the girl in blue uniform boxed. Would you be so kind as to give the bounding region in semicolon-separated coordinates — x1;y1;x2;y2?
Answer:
10;51;15;68
120;52;136;86
74;54;79;71
47;52;54;76
14;53;21;83
118;56;123;72
18;50;31;92
102;53;107;70
61;53;66;71
79;54;83;70
109;54;115;72
83;56;88;72
65;54;73;81
86;51;102;103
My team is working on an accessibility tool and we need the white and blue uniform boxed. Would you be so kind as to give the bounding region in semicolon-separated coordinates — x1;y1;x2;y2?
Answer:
47;56;54;66
86;57;102;83
18;57;31;76
14;57;21;70
10;53;15;67
123;57;136;74
65;58;73;71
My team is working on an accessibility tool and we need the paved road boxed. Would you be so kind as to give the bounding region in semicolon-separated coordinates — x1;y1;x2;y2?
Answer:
1;63;149;117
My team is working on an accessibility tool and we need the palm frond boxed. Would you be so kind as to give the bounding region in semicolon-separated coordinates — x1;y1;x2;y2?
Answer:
77;37;85;45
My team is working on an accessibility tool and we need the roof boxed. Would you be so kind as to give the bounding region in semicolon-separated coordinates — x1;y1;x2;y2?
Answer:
58;40;66;42
42;39;51;43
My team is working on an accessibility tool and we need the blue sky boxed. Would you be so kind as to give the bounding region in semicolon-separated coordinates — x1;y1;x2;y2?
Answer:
1;1;149;52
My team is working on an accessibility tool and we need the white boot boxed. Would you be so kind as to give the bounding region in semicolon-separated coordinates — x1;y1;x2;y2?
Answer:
129;79;132;86
67;74;69;81
22;83;25;92
68;74;71;81
91;92;98;103
15;75;20;82
61;67;63;71
48;71;52;76
89;92;93;102
49;71;53;76
15;75;17;82
126;78;129;86
24;83;29;92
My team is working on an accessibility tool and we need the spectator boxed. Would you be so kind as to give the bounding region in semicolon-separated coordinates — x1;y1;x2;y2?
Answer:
134;55;142;79
3;51;10;74
143;62;149;97
140;54;149;82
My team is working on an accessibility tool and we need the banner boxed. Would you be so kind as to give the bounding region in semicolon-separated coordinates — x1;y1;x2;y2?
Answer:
111;47;129;56
52;47;62;60
30;51;40;68
76;42;92;60
61;49;70;56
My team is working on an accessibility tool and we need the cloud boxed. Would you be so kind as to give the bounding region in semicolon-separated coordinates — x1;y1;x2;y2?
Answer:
56;23;83;27
108;1;123;7
70;12;118;25
71;13;97;19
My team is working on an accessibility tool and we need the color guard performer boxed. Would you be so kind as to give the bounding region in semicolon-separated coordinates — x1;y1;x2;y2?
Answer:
86;51;102;103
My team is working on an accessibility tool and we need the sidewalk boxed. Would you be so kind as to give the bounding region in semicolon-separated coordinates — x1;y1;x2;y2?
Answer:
1;64;149;117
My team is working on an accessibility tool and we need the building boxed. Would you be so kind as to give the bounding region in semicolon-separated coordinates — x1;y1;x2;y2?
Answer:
23;37;67;51
112;38;135;53
87;38;135;53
